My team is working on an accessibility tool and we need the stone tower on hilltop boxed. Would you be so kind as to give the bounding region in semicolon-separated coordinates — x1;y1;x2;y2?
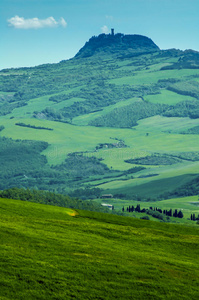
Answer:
111;28;114;35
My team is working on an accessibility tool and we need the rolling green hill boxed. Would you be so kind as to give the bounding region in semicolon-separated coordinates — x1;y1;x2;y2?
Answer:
0;197;199;299
0;32;199;199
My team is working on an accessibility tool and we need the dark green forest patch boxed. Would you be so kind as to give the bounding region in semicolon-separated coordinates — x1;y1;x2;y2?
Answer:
125;153;182;165
0;188;110;213
52;153;111;179
168;152;199;161
0;137;49;190
163;99;199;118
167;80;199;99
182;125;199;134
15;122;53;131
89;100;168;128
0;137;117;192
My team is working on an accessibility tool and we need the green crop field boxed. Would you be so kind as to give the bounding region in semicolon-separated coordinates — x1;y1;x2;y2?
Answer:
0;197;199;299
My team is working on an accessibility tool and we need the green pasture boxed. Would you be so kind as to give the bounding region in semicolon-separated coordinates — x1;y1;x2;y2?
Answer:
110;69;199;85
144;89;194;105
137;115;199;133
0;197;199;299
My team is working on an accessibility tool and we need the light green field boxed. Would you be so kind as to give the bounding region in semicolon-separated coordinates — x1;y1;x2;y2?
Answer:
1;116;199;168
144;89;194;105
110;69;199;85
137;115;199;133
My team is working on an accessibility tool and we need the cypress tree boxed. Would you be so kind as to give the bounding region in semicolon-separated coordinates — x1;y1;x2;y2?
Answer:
135;204;140;212
177;211;183;218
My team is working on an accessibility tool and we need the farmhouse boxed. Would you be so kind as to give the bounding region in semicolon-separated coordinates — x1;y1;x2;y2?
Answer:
101;203;113;210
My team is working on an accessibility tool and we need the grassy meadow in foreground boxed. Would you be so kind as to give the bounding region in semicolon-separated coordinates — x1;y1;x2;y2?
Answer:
0;197;199;299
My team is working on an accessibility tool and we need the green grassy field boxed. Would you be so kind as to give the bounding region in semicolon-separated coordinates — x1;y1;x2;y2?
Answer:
110;69;199;85
144;89;194;105
0;197;199;299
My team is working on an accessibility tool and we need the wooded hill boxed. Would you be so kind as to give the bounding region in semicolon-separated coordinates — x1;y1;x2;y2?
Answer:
0;32;199;200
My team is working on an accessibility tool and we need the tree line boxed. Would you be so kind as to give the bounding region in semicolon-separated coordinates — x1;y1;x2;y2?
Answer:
122;204;184;221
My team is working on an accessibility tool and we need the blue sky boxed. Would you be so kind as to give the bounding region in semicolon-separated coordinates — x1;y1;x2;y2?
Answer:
1;0;199;70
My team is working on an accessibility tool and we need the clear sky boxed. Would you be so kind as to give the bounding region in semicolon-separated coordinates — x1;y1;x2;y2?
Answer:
1;0;199;70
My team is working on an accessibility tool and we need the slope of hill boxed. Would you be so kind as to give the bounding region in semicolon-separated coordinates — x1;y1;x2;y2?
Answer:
0;32;199;199
0;197;199;299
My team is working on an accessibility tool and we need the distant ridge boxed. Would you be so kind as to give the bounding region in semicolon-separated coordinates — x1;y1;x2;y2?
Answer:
75;32;160;58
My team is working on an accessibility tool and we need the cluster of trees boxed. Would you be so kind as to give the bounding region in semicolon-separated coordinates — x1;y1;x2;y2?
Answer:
0;188;110;213
122;204;184;221
90;101;168;128
163;100;199;119
0;101;26;116
190;213;199;221
125;154;181;166
184;126;199;135
15;122;53;131
167;80;199;99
